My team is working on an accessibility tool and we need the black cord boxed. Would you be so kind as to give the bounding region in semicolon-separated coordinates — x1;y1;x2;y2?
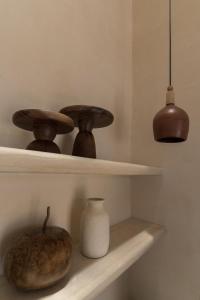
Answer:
169;0;172;86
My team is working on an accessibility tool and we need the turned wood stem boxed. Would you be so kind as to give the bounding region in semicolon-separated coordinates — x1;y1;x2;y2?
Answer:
43;206;50;234
78;119;93;132
33;122;57;141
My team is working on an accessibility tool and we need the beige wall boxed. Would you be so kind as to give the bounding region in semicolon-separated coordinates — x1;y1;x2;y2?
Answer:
130;0;199;299
0;1;134;299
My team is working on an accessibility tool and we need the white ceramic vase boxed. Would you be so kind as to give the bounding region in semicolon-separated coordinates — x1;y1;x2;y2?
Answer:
80;198;110;259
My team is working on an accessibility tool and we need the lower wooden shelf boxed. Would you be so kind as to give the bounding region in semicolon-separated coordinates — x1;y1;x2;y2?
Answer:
0;218;164;300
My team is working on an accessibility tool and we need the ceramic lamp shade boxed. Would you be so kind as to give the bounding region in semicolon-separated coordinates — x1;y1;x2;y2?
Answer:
153;87;189;143
153;0;190;143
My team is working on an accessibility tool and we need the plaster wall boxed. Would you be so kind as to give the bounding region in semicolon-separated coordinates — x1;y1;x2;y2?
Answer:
130;1;199;299
0;1;134;299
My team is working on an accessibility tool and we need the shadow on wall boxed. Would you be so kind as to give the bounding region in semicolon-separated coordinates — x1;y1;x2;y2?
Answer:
69;185;86;243
131;175;164;224
58;131;75;155
0;194;42;261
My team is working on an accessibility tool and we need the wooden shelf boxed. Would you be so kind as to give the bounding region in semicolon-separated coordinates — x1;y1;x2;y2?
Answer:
0;218;164;300
0;147;162;176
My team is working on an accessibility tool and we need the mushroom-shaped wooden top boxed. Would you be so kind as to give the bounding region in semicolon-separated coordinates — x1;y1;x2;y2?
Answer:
13;109;74;134
60;105;114;130
60;105;114;158
12;109;75;154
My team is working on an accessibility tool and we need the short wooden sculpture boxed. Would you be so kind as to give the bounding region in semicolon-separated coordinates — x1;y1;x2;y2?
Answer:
60;105;114;158
4;207;72;291
13;109;74;153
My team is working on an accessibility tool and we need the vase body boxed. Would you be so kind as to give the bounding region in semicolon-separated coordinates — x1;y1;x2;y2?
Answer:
80;198;110;258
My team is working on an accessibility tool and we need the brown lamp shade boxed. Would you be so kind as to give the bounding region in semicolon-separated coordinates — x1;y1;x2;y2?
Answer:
153;1;190;143
153;87;189;143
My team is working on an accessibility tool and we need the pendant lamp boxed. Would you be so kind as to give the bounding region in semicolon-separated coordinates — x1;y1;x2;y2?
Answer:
153;0;189;143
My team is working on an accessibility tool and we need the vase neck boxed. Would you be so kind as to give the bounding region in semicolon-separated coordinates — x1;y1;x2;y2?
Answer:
87;198;104;210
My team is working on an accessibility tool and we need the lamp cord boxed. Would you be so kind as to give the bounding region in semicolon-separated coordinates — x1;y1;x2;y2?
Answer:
166;0;175;104
169;0;172;87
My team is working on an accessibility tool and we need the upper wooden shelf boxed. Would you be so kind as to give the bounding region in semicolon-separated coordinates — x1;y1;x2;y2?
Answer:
0;147;162;176
0;218;164;300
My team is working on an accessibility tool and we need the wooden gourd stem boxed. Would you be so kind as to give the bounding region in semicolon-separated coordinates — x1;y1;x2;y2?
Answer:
42;206;50;234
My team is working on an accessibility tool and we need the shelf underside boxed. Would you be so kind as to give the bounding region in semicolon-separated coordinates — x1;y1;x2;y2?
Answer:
0;218;164;300
0;147;162;176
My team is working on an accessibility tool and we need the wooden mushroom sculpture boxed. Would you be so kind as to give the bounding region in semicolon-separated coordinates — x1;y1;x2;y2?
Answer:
13;109;74;153
4;207;72;291
60;105;114;158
